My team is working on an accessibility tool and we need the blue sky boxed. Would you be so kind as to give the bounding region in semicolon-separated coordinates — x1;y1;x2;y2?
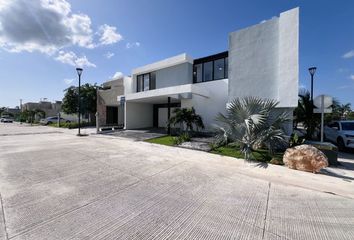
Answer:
0;0;353;108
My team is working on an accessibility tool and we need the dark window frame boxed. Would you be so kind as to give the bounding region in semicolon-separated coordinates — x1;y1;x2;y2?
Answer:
136;72;156;92
193;51;229;84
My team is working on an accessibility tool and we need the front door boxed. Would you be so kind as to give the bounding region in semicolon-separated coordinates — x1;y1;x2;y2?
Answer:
106;106;118;125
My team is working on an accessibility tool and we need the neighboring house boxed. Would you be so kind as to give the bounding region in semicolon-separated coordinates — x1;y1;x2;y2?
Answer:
1;107;21;116
22;101;63;120
22;101;62;115
97;76;127;127
101;8;299;133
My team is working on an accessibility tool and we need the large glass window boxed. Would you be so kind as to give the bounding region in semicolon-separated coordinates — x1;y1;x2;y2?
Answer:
214;58;225;80
143;74;150;91
137;75;143;92
150;72;156;90
203;61;213;81
225;57;228;78
193;51;228;83
193;64;203;83
137;72;156;92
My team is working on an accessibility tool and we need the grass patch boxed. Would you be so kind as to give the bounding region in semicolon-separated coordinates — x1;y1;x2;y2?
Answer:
211;145;284;164
145;135;175;146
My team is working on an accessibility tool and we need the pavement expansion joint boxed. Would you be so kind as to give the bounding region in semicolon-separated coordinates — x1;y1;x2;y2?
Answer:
0;193;9;240
262;182;271;239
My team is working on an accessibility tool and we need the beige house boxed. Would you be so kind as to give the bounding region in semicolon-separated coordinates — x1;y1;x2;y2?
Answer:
97;76;127;127
22;101;62;119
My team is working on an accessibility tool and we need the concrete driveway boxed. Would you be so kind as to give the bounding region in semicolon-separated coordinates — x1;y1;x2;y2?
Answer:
0;123;353;240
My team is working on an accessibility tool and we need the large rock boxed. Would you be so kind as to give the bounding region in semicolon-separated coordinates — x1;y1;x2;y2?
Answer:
283;144;328;173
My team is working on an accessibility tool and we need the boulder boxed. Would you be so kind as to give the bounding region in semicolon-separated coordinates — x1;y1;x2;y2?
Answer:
283;144;328;173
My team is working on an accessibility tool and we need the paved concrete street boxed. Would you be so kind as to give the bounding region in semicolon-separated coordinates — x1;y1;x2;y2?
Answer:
0;123;354;240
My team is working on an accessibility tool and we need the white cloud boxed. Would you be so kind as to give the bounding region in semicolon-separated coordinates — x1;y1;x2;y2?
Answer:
0;0;96;53
0;0;123;67
97;24;122;45
126;42;140;49
343;50;354;59
104;52;114;59
112;71;124;79
299;83;306;89
350;75;354;81
63;78;74;85
55;50;96;68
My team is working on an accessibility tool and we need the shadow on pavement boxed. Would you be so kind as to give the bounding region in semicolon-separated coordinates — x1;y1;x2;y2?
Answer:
319;169;354;182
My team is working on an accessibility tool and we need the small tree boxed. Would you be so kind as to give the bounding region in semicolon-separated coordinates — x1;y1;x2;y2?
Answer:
214;97;290;161
62;84;97;123
294;89;320;139
168;107;204;135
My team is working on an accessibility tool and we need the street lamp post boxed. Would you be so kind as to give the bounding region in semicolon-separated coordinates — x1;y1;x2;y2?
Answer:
308;67;317;102
76;68;83;136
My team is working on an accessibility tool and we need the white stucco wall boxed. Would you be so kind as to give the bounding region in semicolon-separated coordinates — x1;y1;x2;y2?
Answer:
118;106;124;125
228;8;299;108
182;79;228;131
124;102;153;129
155;63;193;89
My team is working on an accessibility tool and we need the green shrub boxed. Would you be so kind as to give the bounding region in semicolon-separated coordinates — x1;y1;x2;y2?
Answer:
172;132;191;145
289;133;305;147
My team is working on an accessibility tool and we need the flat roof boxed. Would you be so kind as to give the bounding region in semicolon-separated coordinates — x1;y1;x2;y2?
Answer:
132;53;193;75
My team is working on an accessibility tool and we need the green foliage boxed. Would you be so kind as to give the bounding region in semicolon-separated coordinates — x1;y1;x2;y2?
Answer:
18;109;45;123
295;89;352;139
145;136;175;146
348;111;354;120
62;86;78;114
294;89;320;139
62;84;97;120
172;132;191;145
289;133;305;147
214;97;290;161
168;107;204;134
211;145;284;164
0;107;5;116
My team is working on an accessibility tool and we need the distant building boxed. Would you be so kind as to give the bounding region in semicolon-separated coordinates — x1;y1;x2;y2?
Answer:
22;100;62;118
2;107;21;116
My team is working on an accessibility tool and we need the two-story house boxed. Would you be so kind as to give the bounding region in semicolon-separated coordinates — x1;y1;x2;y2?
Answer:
118;8;298;134
98;8;299;132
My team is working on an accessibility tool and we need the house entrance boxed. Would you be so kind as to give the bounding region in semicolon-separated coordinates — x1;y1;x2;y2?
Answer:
106;106;118;125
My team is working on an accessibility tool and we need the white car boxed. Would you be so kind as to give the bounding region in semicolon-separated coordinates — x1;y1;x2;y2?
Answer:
324;121;354;150
0;115;14;123
40;116;71;125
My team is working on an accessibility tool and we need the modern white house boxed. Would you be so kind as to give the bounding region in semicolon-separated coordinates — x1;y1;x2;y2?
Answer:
110;8;299;133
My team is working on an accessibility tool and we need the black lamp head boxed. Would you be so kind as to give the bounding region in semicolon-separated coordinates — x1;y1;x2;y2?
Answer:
76;68;83;76
308;67;317;76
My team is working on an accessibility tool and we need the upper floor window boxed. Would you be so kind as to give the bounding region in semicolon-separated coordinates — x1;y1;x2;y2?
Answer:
193;51;228;83
137;72;156;92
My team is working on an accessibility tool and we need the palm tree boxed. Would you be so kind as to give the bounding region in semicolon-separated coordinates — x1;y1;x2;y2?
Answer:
168;107;204;135
339;103;351;119
214;97;290;160
294;89;320;139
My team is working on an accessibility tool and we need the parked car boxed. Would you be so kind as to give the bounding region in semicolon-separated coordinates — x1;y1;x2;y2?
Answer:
324;121;354;150
0;116;14;123
40;116;71;125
